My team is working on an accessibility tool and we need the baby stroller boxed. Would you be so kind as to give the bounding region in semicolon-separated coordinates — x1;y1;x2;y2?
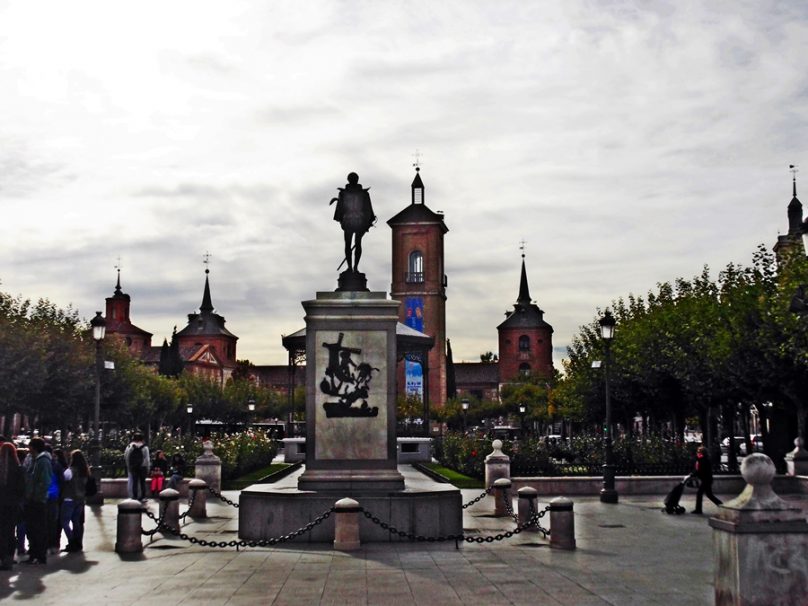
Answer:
663;473;700;514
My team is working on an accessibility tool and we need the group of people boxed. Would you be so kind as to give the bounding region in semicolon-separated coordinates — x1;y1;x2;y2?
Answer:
123;433;185;502
0;436;90;569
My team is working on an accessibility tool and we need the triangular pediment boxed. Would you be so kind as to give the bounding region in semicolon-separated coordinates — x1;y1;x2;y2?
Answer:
186;343;222;367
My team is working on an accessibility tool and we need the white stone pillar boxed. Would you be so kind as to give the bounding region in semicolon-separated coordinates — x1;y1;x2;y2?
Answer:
158;488;180;534
485;439;510;489
115;499;144;554
517;486;539;531
333;498;361;551
709;453;808;606
194;440;222;492
188;478;208;519
549;496;576;550
493;478;512;518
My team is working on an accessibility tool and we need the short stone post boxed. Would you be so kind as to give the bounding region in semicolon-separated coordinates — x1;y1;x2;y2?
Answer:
709;453;808;606
785;437;808;476
549;496;576;550
333;497;361;551
517;487;539;531
115;499;144;554
158;488;181;534
485;439;510;489
493;478;512;518
195;440;222;492
188;479;208;519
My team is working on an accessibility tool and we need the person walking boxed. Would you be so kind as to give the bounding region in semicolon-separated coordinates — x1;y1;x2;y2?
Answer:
0;443;26;570
23;437;53;564
61;450;89;552
124;433;150;502
692;445;723;514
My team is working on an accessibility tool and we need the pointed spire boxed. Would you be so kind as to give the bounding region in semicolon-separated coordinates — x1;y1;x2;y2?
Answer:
200;269;214;313
791;164;799;198
516;242;531;305
788;165;803;235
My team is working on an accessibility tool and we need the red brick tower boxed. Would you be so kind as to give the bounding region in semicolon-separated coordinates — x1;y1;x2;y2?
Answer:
497;253;553;383
104;269;152;357
175;268;238;383
388;168;449;407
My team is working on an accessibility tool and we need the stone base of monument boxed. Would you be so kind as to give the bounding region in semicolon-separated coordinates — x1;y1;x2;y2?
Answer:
238;465;461;543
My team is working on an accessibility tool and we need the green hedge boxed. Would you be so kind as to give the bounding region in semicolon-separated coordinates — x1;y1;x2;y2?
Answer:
434;432;696;479
84;429;278;481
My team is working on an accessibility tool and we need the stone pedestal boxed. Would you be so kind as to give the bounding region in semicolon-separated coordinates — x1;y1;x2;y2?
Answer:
194;441;221;492
297;291;404;493
485;439;510;489
709;453;808;606
785;437;808;476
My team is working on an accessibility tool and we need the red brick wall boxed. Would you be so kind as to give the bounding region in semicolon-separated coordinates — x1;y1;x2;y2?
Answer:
498;326;553;383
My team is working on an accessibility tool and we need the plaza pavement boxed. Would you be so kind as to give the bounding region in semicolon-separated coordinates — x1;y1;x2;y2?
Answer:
1;473;805;606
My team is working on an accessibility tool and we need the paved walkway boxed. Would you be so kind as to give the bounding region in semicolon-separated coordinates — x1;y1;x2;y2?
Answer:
1;477;804;605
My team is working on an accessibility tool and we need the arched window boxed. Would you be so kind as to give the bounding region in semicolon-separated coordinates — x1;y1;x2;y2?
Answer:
407;251;424;283
519;363;531;377
518;335;530;351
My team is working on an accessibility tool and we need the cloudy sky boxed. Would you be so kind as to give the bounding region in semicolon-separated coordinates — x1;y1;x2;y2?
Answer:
2;1;807;368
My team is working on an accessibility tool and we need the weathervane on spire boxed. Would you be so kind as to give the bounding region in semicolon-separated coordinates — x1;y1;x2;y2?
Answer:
203;251;212;274
519;239;527;259
114;256;123;292
412;149;422;172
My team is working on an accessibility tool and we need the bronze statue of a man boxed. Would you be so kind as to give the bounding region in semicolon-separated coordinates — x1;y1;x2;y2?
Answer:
330;172;376;273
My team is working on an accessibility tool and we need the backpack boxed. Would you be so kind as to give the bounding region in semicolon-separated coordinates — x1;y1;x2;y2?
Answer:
129;444;144;470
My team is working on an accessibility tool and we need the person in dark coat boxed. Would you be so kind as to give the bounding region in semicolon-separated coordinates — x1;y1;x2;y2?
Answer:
692;445;723;514
23;437;52;564
0;443;26;570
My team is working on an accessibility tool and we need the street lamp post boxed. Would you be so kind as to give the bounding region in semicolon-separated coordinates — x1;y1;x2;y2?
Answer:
89;311;106;504
186;404;194;437
518;403;526;437
599;309;618;504
461;398;470;434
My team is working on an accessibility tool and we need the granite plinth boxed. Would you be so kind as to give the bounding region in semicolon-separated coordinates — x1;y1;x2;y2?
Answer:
238;465;461;543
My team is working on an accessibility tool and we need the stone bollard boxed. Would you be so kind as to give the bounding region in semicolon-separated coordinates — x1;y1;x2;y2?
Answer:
115;499;144;554
195;440;222;492
333;497;361;551
549;496;576;550
485;439;510;489
188;479;208;519
785;437;808;476
709;453;808;605
517;487;539;531
158;488;181;534
493;478;512;518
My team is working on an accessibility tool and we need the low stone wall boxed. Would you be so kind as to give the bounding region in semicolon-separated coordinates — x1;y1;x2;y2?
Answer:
511;475;808;496
100;477;191;499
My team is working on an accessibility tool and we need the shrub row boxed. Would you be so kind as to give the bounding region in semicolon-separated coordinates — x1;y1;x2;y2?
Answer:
434;432;697;479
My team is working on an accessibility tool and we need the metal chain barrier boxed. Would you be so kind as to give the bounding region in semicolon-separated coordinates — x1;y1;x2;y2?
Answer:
462;485;494;509
144;506;335;549
178;489;197;522
141;505;169;537
502;491;519;523
361;504;551;544
208;486;240;508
